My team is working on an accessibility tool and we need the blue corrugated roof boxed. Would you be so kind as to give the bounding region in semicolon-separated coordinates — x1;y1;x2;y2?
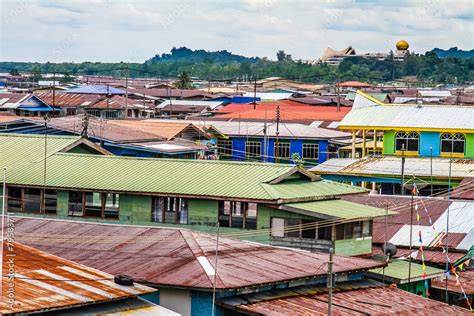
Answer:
65;85;125;95
19;107;57;111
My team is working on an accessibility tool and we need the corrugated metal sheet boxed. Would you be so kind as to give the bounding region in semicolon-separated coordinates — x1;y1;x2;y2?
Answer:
207;121;350;139
367;260;444;283
231;283;469;315
0;134;367;201
282;199;396;219
432;269;474;294
157;100;223;110
310;156;474;179
340;102;473;131
10;217;385;290
0;242;156;315
371;246;466;264
452;177;474;200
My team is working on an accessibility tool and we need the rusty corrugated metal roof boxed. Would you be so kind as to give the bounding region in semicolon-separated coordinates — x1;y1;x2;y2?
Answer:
432;269;474;295
0;242;156;315
11;217;384;290
230;282;469;315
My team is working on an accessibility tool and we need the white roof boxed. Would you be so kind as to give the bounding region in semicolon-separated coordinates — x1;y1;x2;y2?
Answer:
389;201;474;250
243;92;292;100
418;90;451;97
156;100;223;110
341;92;474;131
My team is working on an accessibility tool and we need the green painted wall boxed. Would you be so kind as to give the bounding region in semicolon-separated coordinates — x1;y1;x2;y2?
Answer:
334;238;372;256
398;280;428;297
188;199;218;226
466;133;474;158
67;145;101;155
119;194;152;223
383;130;395;155
257;205;315;230
57;191;69;216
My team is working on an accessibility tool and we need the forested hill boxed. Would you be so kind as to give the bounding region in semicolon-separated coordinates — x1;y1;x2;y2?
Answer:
430;47;474;59
147;47;258;64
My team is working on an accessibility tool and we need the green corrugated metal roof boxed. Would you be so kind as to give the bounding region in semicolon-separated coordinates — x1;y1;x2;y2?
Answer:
282;199;396;219
368;260;444;284
0;134;368;202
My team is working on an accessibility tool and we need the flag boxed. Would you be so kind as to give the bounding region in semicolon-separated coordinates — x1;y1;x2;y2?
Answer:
416;212;420;222
459;263;464;270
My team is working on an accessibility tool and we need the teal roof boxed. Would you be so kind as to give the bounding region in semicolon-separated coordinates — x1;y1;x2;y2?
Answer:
1;134;368;202
282;199;396;219
367;260;444;284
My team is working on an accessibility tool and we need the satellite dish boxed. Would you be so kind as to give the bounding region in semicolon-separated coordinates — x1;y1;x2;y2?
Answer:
382;243;397;258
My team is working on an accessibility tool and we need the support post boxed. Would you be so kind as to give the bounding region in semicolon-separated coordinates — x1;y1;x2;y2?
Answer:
351;130;356;159
362;130;366;157
327;248;334;316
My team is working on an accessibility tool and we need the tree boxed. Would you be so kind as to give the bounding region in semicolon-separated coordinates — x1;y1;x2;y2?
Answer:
175;72;193;89
32;66;42;82
276;50;292;62
9;68;19;76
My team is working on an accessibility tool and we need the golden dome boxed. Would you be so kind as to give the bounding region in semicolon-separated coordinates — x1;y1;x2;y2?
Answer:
396;40;409;50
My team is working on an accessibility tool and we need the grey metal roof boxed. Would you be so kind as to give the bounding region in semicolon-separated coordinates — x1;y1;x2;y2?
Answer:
310;156;474;178
156;99;223;110
343;92;474;131
208;121;351;139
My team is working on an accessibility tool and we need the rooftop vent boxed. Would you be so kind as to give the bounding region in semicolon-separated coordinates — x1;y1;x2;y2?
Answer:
114;275;134;286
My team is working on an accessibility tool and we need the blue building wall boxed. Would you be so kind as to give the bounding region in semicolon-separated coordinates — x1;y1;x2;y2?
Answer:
419;132;441;157
228;137;332;164
191;291;223;316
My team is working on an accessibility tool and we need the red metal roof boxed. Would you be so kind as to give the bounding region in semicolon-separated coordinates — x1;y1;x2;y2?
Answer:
371;246;466;264
11;217;384;290
342;195;450;243
452;177;474;200
432;269;474;295
213;100;351;122
337;81;371;88
233;284;469;315
0;242;155;315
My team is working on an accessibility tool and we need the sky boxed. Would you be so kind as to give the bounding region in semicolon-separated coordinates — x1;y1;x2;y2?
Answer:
0;0;473;62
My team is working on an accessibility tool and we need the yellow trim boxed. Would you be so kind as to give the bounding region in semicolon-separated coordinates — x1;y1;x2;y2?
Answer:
394;151;419;156
356;91;385;105
338;126;473;133
440;152;465;158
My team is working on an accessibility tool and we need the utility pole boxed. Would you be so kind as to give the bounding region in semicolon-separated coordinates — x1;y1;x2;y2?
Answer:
382;203;389;283
43;114;50;213
327;248;334;316
275;105;281;164
211;222;220;316
336;80;341;113
253;77;257;110
408;177;415;288
401;145;406;195
125;66;129;119
52;72;56;110
445;146;453;303
430;147;433;195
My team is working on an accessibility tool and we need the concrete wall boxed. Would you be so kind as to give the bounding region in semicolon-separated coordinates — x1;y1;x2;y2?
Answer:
159;288;192;316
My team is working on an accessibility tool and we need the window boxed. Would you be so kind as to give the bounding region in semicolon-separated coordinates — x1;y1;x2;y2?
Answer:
217;140;233;158
151;197;188;224
395;131;419;152
7;187;57;214
218;201;257;229
275;143;291;159
23;188;41;214
316;225;332;241
302;143;319;160
7;187;22;213
441;133;465;154
44;190;57;214
335;221;372;240
69;192;119;219
245;141;261;159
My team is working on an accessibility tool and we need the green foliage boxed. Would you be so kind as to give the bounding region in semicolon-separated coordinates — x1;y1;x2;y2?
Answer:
175;72;193;89
276;50;292;62
0;49;472;84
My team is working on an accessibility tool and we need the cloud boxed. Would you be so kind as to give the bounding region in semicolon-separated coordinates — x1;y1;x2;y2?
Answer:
0;0;472;62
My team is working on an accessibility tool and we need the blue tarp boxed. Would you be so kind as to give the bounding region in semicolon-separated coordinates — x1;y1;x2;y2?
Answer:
232;96;261;104
18;107;57;111
65;85;125;95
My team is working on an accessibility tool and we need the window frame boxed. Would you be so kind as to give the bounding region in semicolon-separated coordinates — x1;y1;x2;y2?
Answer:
219;201;257;229
217;139;233;158
245;141;261;160
68;191;119;219
7;186;57;215
274;142;291;159
395;131;420;152
151;196;188;224
302;143;319;160
440;133;465;154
